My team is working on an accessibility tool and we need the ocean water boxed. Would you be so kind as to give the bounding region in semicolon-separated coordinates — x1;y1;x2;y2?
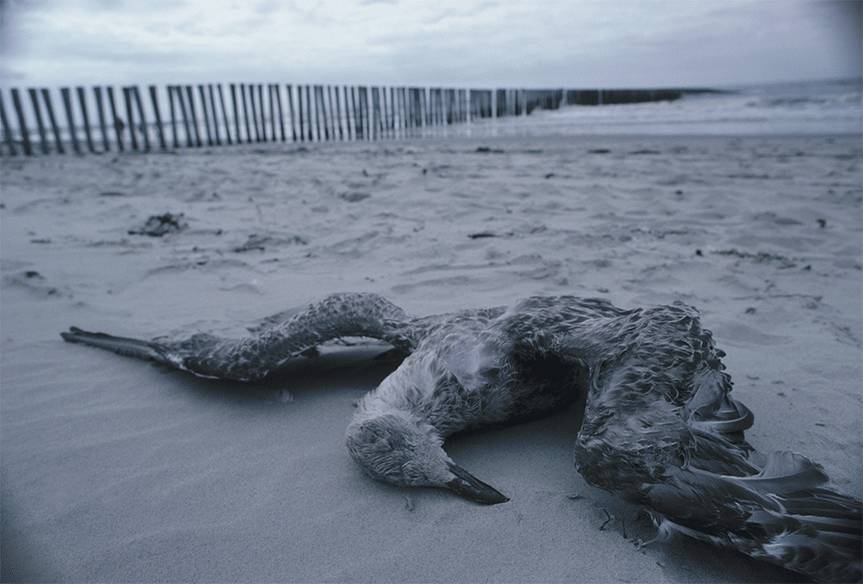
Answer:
461;78;863;137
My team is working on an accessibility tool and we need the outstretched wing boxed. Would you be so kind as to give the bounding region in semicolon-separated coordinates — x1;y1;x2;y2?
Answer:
572;307;861;582
62;292;416;382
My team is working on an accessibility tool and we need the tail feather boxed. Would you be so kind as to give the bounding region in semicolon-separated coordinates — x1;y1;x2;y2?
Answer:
650;450;862;582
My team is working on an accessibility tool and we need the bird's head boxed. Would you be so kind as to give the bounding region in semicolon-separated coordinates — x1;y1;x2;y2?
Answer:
346;413;508;505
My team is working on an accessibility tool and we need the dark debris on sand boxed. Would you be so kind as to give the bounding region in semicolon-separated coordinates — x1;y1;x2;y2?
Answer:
233;233;308;253
712;248;797;268
128;213;187;237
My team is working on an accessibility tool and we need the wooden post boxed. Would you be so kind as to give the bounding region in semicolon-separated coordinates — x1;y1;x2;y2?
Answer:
197;85;214;146
387;87;394;133
61;87;81;153
369;87;378;140
379;87;386;136
240;83;252;143
122;87;137;150
310;85;319;141
230;84;242;144
93;87;110;152
183;85;201;147
255;84;265;141
247;84;260;142
306;84;314;142
350;86;359;140
258;84;267;141
314;84;321;142
296;85;304;142
74;87;95;152
363;86;371;139
324;85;333;141
334;85;344;141
319;85;330;141
286;85;297;142
40;89;64;153
27;88;49;154
328;85;335;140
217;84;232;145
168;86;180;148
0;90;17;156
106;87;124;151
248;84;258;141
10;88;33;155
404;88;411;129
324;85;333;140
174;86;193;147
383;87;391;137
298;85;305;142
273;84;285;141
149;85;167;150
399;87;406;131
131;86;150;151
208;84;222;145
321;85;332;141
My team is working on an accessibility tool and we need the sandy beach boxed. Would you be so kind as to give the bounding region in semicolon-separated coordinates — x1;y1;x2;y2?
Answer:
2;133;861;582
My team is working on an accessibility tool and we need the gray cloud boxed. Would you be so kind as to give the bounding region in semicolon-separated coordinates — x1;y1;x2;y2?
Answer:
1;0;859;88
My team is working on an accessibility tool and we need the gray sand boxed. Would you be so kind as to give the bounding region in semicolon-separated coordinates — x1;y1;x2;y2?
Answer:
2;134;860;582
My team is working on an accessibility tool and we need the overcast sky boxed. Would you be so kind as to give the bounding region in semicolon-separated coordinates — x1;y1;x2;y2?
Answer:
0;0;860;88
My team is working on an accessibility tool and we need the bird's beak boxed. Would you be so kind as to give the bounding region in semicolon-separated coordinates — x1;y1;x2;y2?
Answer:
446;462;509;505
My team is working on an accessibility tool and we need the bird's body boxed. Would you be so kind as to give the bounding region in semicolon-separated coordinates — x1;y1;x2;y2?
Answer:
62;292;861;582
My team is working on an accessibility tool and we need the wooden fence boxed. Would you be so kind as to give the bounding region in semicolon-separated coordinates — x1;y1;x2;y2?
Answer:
0;83;702;156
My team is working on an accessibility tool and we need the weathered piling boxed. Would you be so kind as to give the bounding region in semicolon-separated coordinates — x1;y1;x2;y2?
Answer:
183;85;201;147
131;86;151;151
27;88;49;154
303;84;310;141
217;84;232;145
198;85;214;146
257;84;267;141
334;86;344;141
286;84;297;142
60;87;81;153
207;84;222;145
168;86;180;148
240;84;252;143
350;86;360;140
122;87;138;151
229;84;241;144
314;85;325;141
296;85;304;142
74;87;95;152
94;87;110;152
172;86;191;148
41;89;64;153
272;84;285;141
358;86;367;140
0;91;17;155
248;84;260;142
305;85;314;142
11;88;33;155
106;87;123;151
149;85;167;150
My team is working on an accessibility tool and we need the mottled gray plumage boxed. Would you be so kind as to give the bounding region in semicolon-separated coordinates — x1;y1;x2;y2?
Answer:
62;292;860;582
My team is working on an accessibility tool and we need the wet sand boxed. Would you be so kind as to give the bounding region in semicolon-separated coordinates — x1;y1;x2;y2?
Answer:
2;134;861;582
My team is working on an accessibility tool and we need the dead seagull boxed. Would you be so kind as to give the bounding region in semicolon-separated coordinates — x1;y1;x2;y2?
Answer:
61;292;860;582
